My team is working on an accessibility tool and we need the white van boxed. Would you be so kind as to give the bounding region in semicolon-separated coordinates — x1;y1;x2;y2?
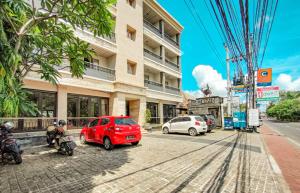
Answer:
162;116;207;136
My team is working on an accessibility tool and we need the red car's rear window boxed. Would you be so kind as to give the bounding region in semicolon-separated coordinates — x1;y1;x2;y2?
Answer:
115;118;137;125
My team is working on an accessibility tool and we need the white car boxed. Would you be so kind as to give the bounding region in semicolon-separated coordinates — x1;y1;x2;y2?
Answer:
162;116;207;136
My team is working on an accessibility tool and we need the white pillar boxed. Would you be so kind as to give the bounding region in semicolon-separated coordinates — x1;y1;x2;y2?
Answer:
110;93;126;116
138;97;146;126
57;86;67;121
159;102;164;124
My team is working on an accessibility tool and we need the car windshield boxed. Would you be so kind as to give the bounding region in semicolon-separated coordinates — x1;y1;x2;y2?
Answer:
115;118;137;125
194;116;204;121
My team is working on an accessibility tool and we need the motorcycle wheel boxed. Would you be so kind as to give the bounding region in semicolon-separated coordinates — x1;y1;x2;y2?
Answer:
13;153;22;164
61;143;74;156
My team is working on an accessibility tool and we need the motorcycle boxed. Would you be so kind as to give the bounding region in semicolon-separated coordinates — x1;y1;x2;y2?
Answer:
46;121;77;156
0;122;23;164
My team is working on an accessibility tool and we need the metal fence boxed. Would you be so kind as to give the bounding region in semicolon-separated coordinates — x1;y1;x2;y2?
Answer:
0;118;56;133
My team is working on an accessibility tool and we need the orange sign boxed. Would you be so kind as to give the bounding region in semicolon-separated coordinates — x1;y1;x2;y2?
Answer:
257;68;272;84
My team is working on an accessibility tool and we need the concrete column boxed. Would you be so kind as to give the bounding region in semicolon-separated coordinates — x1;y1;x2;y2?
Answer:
57;86;68;121
138;97;146;126
159;102;164;124
110;93;126;116
161;46;166;64
160;72;166;90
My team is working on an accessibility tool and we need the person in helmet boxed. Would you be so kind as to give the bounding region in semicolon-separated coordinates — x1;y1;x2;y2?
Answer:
0;121;15;138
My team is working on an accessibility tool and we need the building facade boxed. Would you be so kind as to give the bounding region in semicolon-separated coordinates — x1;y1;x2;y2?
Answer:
23;0;183;130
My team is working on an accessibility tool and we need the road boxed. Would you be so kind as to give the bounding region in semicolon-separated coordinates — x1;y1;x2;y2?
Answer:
0;130;286;193
263;119;300;148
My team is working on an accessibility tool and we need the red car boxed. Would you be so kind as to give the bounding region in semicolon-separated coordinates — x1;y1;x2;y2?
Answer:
80;116;142;150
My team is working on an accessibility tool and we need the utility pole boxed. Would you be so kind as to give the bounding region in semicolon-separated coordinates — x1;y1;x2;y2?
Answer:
225;44;232;117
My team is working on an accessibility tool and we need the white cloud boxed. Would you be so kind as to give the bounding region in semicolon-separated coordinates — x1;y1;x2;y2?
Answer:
276;74;300;91
184;65;227;98
255;15;271;29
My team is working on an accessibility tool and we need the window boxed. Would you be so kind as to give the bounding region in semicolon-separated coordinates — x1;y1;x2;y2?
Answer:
165;81;169;86
195;116;204;122
127;25;136;41
127;0;136;8
89;119;99;127
26;89;57;117
144;75;150;81
100;118;110;125
115;118;137;125
182;117;191;122
171;117;182;123
127;60;137;75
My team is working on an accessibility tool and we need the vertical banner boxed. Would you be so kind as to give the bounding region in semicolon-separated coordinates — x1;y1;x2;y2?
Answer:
257;68;272;86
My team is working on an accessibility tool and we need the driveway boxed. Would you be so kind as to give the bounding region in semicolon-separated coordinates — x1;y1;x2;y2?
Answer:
0;130;286;193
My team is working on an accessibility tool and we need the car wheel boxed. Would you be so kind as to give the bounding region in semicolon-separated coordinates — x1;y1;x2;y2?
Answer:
163;127;169;134
80;134;87;144
188;128;198;136
104;137;114;150
131;141;139;146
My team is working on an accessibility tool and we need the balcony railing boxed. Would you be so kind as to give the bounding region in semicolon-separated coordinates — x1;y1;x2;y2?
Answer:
78;29;116;43
85;62;116;81
144;49;162;63
165;59;180;71
102;32;116;43
144;19;162;37
164;33;179;48
144;80;163;91
165;85;180;95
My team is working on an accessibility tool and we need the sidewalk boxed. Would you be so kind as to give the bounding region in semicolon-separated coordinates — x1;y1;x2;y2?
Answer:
261;124;300;193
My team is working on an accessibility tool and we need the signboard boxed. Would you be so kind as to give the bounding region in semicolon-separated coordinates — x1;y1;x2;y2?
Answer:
191;97;223;106
257;68;272;86
248;109;259;127
256;86;279;101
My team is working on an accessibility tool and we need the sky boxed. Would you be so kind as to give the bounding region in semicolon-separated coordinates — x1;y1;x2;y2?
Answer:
157;0;300;97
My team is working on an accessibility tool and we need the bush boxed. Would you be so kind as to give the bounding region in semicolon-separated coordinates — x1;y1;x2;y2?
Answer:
145;109;152;124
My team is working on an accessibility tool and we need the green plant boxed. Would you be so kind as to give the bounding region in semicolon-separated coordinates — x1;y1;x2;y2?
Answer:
145;109;152;124
267;99;300;121
0;0;115;117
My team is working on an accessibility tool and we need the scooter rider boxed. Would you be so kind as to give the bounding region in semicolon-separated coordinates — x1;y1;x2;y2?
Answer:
55;120;67;147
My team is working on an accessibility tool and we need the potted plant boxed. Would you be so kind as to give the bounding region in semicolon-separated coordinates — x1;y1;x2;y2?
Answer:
144;109;152;130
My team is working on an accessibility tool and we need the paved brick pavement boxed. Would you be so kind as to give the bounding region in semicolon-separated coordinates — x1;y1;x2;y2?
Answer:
261;123;300;193
0;130;286;193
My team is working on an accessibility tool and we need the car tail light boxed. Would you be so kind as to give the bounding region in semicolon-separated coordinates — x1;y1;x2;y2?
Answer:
195;121;200;126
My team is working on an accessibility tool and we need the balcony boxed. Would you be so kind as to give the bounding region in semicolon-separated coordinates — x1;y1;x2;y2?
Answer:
144;19;162;37
164;33;179;48
85;62;115;81
165;59;180;71
165;85;180;95
144;49;162;64
144;80;163;92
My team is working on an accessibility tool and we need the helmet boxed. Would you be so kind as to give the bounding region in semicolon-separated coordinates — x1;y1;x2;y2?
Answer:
3;121;14;130
58;120;66;126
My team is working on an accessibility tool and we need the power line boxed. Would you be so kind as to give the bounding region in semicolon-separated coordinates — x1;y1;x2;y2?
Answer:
183;0;226;66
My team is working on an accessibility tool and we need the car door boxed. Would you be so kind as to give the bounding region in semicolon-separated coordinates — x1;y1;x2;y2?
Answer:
95;118;110;143
87;119;100;141
178;117;191;133
170;117;181;132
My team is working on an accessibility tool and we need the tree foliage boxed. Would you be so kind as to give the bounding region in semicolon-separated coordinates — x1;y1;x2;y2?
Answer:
267;99;300;121
0;0;115;117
